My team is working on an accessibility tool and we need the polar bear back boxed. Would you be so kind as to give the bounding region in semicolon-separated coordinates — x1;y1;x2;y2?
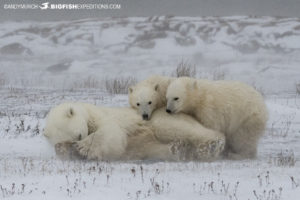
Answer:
196;79;268;133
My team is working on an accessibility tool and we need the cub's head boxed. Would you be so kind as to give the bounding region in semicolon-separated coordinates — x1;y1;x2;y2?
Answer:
166;77;193;114
128;84;160;120
44;103;89;145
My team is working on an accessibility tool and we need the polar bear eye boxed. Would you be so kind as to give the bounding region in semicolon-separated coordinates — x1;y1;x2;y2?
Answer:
137;103;140;106
148;101;152;105
174;97;179;101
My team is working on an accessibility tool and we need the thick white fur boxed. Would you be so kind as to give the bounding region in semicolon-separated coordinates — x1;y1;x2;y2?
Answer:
44;102;225;161
166;77;268;159
129;75;174;120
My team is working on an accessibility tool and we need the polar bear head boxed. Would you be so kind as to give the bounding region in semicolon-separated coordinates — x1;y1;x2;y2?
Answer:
166;77;197;114
128;84;161;120
44;103;89;145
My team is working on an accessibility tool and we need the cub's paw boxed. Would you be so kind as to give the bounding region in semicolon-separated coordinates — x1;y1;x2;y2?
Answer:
170;140;194;161
194;139;225;160
207;139;225;157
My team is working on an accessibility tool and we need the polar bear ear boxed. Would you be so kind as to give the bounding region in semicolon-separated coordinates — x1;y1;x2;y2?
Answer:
128;87;133;93
154;84;159;91
66;107;74;118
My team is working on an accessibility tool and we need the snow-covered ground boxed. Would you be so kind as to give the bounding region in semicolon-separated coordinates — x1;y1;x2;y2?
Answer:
0;16;300;199
0;89;299;200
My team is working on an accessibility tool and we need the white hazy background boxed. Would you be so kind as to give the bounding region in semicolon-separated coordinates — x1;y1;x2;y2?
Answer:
0;1;300;200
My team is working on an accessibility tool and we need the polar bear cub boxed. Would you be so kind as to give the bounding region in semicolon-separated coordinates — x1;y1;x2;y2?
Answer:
166;77;268;160
44;102;225;161
129;75;174;120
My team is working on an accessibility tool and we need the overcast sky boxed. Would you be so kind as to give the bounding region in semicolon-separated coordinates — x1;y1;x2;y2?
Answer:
1;0;300;21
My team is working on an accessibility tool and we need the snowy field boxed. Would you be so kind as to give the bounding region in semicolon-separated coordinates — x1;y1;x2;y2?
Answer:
0;16;300;199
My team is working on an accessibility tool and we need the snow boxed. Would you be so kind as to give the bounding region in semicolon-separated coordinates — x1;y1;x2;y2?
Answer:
0;16;300;199
0;16;299;93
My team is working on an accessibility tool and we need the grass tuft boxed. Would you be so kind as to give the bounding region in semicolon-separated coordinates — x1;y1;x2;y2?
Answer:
172;60;196;78
105;76;137;94
269;150;296;167
296;83;300;95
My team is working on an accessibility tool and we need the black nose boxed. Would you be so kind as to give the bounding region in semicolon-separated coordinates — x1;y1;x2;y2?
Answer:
142;114;149;120
166;109;171;113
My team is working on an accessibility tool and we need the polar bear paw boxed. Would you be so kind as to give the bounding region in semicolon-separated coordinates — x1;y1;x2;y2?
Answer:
74;139;94;159
171;138;225;161
170;140;193;161
55;142;84;160
195;139;225;160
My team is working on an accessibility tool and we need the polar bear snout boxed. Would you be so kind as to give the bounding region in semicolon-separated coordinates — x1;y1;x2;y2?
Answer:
166;103;176;114
166;98;180;114
142;113;149;120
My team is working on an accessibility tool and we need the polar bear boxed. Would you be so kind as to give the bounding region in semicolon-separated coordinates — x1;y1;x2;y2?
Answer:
44;102;225;161
166;77;268;160
129;75;174;120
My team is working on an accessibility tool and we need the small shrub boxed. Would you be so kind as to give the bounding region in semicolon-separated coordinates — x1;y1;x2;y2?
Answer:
296;83;300;95
290;176;299;188
268;114;294;137
172;60;196;77
0;73;7;87
105;76;136;94
269;150;295;167
71;76;102;89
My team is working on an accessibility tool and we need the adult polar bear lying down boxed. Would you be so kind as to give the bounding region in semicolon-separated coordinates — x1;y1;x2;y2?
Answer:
44;103;225;161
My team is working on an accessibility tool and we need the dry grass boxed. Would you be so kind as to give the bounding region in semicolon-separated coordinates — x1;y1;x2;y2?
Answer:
0;73;7;87
105;76;137;94
269;150;296;167
172;60;196;78
296;83;300;95
2;114;42;138
66;75;137;93
71;76;102;89
268;114;295;138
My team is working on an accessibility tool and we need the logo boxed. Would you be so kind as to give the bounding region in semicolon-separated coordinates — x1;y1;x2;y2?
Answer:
39;2;49;10
3;2;121;10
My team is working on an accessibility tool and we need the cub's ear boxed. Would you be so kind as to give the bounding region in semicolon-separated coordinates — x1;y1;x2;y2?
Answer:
193;81;198;89
128;87;133;93
154;84;159;91
66;107;74;118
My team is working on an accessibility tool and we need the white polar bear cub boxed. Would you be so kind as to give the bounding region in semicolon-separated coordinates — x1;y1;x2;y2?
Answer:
44;102;225;161
129;75;174;120
166;77;268;160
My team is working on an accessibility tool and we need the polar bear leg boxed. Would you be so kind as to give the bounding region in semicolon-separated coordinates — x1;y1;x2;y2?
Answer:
227;132;258;160
127;141;178;161
171;137;225;161
226;113;267;160
151;110;225;160
125;124;179;161
227;118;264;160
75;124;128;160
144;143;178;161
